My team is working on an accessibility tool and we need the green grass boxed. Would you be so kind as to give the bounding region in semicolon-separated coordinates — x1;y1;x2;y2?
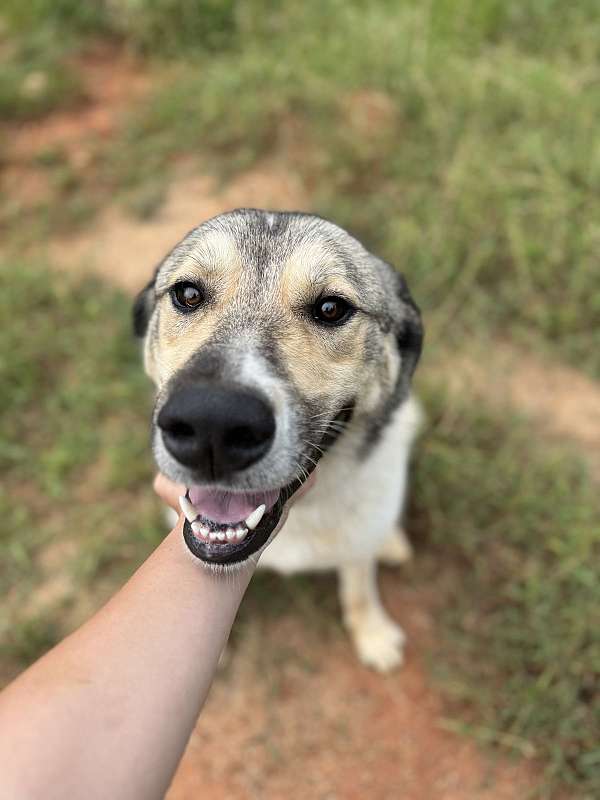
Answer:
0;0;103;121
1;264;598;796
0;0;238;122
0;47;83;121
2;2;600;795
2;1;599;374
107;0;600;376
0;263;162;667
410;381;600;795
4;0;598;373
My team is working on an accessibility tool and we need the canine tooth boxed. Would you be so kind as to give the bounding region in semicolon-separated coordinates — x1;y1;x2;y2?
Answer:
226;528;236;541
245;504;266;530
179;495;198;524
235;528;248;541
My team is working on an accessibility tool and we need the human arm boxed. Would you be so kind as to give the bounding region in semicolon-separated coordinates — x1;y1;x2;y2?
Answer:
0;483;252;800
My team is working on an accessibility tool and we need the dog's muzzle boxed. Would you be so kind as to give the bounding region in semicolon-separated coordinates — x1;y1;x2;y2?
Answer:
157;382;304;566
157;382;353;567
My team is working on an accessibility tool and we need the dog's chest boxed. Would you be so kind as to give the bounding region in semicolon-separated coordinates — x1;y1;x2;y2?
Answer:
258;397;420;574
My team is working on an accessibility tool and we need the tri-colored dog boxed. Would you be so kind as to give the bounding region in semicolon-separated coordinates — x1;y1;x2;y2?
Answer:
134;209;423;671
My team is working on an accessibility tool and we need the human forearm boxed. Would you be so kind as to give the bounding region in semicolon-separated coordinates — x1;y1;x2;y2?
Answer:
0;518;253;800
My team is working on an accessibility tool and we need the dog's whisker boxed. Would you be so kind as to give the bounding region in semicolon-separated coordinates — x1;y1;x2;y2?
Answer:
291;459;311;484
310;405;354;420
303;439;326;457
303;454;319;469
312;421;349;433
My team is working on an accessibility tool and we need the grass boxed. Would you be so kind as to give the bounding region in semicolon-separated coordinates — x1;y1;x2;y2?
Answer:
108;0;600;375
0;263;162;669
1;264;598;795
2;1;599;374
1;1;600;795
410;380;600;795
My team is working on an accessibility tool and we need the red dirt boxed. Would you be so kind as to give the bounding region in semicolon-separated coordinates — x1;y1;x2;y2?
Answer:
47;188;546;796
8;44;150;164
8;51;591;799
46;163;310;293
167;578;538;800
443;343;600;479
1;43;151;221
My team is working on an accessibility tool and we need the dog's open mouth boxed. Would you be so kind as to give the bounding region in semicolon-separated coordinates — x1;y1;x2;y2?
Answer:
178;478;306;566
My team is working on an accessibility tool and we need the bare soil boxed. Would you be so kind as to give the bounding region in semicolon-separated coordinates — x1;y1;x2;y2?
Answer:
166;578;539;800
44;168;549;799
46;162;309;293
7;50;597;799
440;343;600;479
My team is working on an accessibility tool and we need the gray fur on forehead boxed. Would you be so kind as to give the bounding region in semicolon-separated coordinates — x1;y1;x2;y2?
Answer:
157;208;397;305
173;209;358;266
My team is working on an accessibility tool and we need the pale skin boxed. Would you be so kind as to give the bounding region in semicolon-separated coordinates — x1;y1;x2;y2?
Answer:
0;475;292;800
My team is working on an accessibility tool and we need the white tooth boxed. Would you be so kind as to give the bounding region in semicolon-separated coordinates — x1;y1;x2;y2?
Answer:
179;495;198;524
209;531;219;541
191;521;207;538
235;528;248;541
245;504;266;530
226;528;236;541
216;531;226;541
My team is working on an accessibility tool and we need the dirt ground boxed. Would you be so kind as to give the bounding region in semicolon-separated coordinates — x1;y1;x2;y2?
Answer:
6;51;597;799
165;579;541;800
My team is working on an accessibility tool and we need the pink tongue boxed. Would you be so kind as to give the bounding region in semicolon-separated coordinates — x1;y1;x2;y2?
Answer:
188;487;280;524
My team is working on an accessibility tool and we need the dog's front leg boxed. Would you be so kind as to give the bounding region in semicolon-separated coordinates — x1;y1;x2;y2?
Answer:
338;561;405;672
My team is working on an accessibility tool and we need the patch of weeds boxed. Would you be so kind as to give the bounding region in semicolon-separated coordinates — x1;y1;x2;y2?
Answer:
102;0;600;376
0;49;83;121
0;488;36;597
104;0;240;56
4;0;597;375
241;572;339;633
0;263;150;491
122;180;168;221
410;379;600;796
0;262;161;680
2;615;63;665
32;146;69;168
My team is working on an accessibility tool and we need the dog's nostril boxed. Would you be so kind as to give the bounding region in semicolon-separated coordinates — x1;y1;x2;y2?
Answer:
158;383;276;476
224;426;264;449
165;420;195;439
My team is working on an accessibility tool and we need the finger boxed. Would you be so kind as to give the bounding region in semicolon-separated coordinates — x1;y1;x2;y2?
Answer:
153;473;185;511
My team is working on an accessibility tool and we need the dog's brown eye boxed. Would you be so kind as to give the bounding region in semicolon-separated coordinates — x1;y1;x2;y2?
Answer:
312;296;353;326
171;282;204;312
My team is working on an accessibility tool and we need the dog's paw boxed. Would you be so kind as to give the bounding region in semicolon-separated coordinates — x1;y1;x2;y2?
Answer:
353;616;406;673
377;528;413;566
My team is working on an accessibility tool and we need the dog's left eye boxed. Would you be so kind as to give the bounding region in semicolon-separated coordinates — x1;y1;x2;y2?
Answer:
171;282;204;312
312;296;354;326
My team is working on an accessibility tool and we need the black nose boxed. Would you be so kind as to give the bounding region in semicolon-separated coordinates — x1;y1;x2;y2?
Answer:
157;383;276;478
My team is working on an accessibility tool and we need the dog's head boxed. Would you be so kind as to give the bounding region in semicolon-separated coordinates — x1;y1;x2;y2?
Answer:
134;209;423;567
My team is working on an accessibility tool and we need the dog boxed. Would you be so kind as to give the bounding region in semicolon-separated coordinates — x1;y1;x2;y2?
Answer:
133;209;423;671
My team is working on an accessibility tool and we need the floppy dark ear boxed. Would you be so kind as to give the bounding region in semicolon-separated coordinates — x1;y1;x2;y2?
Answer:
393;271;424;379
132;278;156;338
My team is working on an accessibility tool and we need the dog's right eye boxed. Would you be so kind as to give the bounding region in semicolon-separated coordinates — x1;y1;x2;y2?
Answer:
170;282;204;312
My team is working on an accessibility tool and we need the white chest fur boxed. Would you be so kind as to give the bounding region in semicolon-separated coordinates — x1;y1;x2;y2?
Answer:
258;396;422;574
